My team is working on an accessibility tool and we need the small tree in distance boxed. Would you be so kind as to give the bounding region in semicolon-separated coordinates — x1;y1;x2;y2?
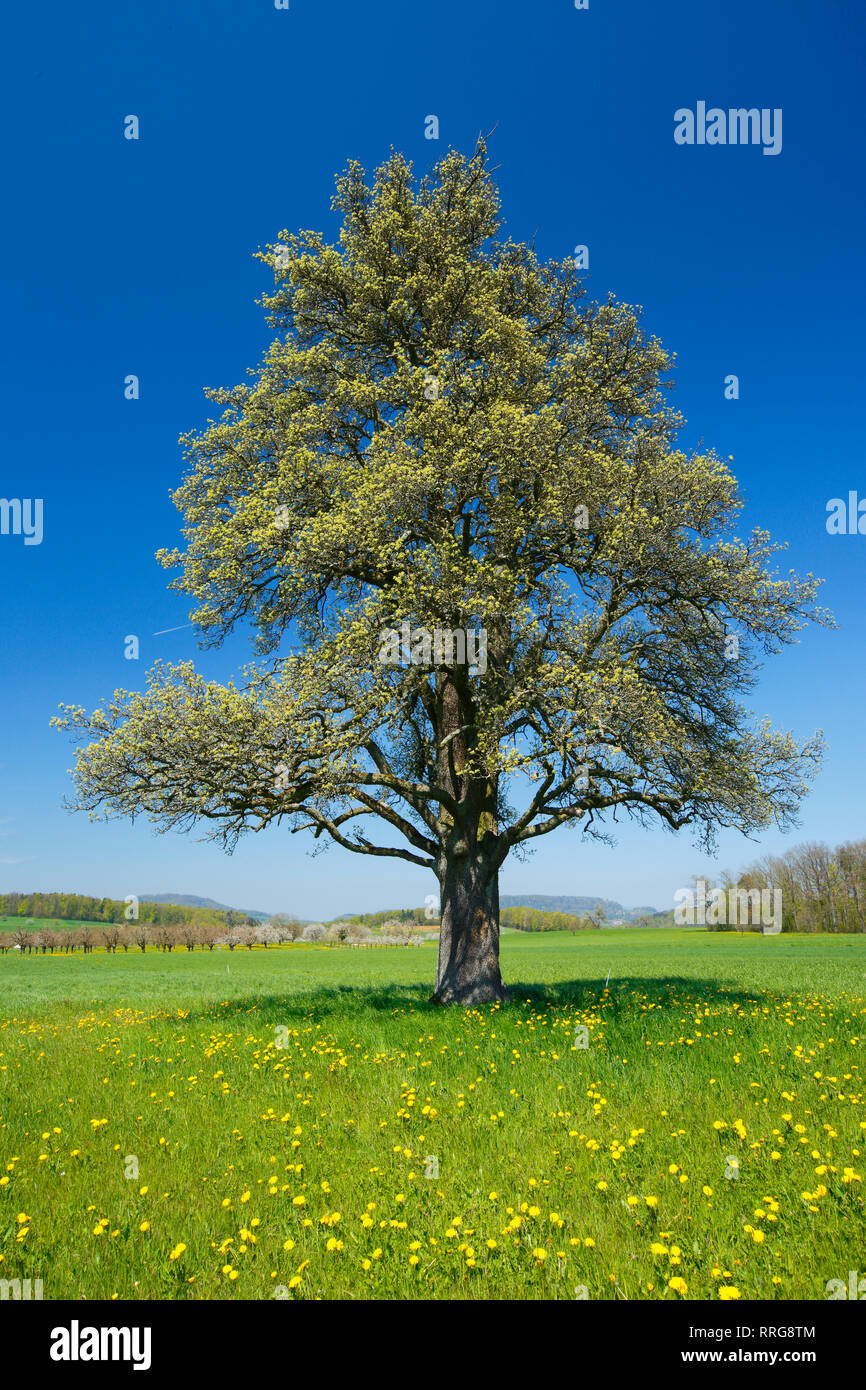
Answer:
301;924;326;943
267;913;303;941
54;142;828;1004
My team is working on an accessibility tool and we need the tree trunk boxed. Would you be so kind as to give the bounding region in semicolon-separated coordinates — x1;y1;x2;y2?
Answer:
430;667;508;1005
431;854;508;1005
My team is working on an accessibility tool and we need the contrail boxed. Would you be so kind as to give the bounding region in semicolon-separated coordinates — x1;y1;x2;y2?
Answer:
152;623;194;636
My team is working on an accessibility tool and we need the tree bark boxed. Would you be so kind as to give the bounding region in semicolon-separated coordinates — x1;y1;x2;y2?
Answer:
429;666;509;1005
431;853;508;1005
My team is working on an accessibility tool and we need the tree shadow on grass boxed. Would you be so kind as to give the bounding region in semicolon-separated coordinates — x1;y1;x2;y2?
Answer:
504;975;769;1011
177;980;431;1028
178;974;775;1028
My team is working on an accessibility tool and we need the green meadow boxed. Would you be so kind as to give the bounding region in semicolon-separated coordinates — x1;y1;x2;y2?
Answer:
1;929;863;1301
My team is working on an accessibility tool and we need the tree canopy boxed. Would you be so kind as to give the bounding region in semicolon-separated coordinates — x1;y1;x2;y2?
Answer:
54;141;828;1002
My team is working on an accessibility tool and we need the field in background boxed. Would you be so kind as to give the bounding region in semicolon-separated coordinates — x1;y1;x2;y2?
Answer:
1;929;863;1300
0;916;107;933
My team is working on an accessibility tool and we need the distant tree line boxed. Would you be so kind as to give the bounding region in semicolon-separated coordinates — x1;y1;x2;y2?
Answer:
0;913;431;954
723;838;866;933
501;904;606;932
0;891;231;927
342;907;432;929
0;921;274;954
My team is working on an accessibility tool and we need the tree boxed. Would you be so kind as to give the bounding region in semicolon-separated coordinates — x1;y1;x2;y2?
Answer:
151;924;174;952
101;924;120;953
267;912;302;941
53;143;828;1004
179;920;198;951
835;840;866;932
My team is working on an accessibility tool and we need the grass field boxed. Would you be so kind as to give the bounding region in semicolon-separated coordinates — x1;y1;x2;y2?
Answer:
0;916;108;933
1;929;863;1301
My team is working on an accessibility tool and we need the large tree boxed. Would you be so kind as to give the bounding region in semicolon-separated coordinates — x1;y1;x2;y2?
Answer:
55;143;828;1003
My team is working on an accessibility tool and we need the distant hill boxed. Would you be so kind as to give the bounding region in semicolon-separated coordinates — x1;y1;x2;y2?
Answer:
138;894;271;922
337;895;662;927
500;894;659;922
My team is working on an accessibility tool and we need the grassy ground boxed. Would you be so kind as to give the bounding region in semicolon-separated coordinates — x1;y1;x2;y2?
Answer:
0;916;108;933
1;929;863;1301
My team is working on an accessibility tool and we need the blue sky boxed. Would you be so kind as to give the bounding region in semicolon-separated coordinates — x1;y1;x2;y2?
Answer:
1;0;864;919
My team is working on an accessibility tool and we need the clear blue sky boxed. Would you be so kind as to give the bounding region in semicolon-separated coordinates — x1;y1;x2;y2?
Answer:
1;0;864;919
